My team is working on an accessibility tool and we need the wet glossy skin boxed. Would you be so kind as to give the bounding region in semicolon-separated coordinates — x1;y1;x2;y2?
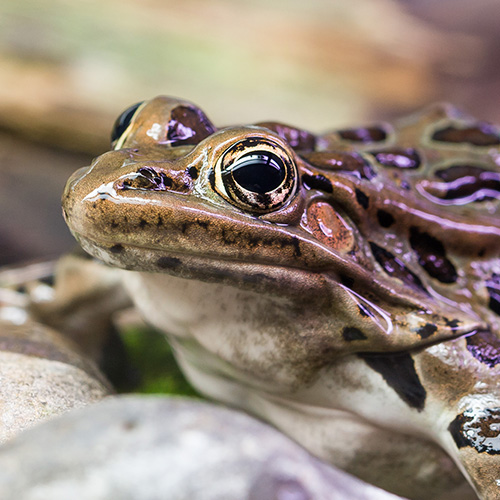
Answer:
63;96;500;499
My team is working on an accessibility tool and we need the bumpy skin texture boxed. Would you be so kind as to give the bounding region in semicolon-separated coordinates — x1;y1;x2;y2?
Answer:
63;96;500;499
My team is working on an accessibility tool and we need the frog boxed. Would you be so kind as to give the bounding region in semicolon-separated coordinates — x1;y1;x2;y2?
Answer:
62;96;500;500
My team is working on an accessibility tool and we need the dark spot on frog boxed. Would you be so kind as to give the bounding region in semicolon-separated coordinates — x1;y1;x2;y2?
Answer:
167;105;216;146
486;274;500;316
290;237;302;258
301;151;376;180
445;318;461;329
110;220;119;229
376;210;395;228
255;121;316;151
209;169;216;190
338;126;388;143
219;229;301;258
187;166;199;179
359;352;426;411
432;123;500;147
409;227;458;284
301;174;333;193
139;219;148;229
355;189;369;209
357;304;374;318
339;274;355;288
449;408;500;454
157;215;163;227
416;323;437;339
369;148;421;169
466;330;500;368
110;244;124;254
342;326;367;342
369;242;427;294
429;165;500;203
157;256;182;269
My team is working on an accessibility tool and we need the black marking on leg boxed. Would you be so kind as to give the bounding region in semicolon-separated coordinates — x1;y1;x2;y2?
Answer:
417;323;437;339
342;327;367;342
359;352;426;411
157;256;182;269
355;189;369;209
449;408;500;454
409;227;457;283
110;244;124;254
466;330;500;367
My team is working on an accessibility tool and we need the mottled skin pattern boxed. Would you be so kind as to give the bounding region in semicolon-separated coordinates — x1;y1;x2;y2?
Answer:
63;96;500;499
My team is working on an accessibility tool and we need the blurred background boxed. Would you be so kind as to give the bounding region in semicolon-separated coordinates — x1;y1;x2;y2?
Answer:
2;0;500;265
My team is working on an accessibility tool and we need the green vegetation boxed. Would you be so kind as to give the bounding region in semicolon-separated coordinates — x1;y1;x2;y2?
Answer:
119;325;200;397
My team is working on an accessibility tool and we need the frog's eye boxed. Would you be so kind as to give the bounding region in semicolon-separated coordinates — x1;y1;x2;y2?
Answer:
214;139;297;213
111;101;144;146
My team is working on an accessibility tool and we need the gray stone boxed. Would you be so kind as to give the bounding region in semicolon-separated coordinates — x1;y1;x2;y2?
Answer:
0;395;404;500
0;316;111;442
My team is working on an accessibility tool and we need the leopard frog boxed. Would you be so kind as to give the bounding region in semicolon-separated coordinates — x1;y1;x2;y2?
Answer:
63;96;500;500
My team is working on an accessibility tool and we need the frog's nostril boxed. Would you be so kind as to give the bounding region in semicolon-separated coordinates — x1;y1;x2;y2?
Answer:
117;166;191;193
137;167;173;190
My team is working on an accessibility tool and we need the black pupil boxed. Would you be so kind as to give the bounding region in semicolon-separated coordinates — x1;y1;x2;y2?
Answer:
111;101;143;144
228;152;286;194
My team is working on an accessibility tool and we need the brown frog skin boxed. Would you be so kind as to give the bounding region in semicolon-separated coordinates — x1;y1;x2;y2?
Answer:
63;96;500;499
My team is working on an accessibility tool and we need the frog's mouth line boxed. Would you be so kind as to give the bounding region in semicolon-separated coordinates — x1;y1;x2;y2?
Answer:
74;231;487;349
74;231;333;299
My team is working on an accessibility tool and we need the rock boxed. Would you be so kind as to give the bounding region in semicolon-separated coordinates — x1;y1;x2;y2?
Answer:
0;312;111;442
0;395;404;500
1;255;135;389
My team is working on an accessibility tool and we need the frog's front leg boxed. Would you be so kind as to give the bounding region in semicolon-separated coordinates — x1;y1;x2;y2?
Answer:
354;335;500;499
415;335;500;499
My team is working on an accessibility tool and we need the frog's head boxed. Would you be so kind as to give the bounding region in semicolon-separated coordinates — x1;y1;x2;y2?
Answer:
63;96;500;355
